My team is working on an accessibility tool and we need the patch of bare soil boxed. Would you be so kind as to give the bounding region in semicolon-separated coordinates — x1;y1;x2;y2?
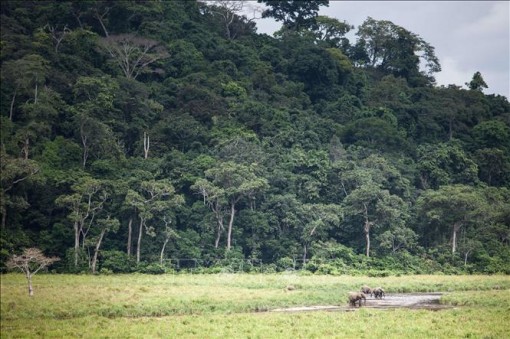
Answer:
271;293;452;313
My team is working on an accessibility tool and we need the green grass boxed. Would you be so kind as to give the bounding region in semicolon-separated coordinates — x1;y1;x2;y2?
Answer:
1;273;509;338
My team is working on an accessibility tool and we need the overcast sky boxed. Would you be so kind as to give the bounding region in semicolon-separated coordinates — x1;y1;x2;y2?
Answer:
249;1;509;98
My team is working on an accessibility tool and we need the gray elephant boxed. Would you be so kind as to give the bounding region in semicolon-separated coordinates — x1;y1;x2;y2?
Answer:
361;285;373;297
373;287;385;299
348;292;366;307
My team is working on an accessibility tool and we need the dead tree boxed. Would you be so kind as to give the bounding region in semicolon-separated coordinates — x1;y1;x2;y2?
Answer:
6;248;60;296
99;34;169;80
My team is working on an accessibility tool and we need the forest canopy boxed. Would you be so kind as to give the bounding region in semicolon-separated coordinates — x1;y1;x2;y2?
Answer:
1;0;509;275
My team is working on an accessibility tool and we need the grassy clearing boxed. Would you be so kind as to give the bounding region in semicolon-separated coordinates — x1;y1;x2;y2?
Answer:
1;273;509;338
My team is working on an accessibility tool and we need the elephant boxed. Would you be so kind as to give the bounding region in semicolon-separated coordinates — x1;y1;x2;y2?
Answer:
373;287;385;299
361;285;373;297
348;291;366;307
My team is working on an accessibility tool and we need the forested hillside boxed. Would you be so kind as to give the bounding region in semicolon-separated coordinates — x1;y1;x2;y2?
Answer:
1;0;509;274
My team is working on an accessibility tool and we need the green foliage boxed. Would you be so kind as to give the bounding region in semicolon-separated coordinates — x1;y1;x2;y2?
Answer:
466;71;488;92
136;262;166;274
100;250;135;273
258;0;329;31
356;17;440;85
1;0;509;275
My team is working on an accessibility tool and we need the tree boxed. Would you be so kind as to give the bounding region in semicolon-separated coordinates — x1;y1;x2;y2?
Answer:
339;153;410;257
159;216;179;265
299;203;342;262
416;185;487;254
313;15;352;49
204;1;259;40
472;120;510;150
355;17;440;83
98;34;169;80
6;248;60;296
258;0;329;31
0;149;40;229
474;148;510;186
71;75;121;167
416;142;479;189
466;71;488;92
1;54;50;120
192;161;268;251
55;177;108;268
90;215;120;274
125;179;183;263
343;181;407;257
378;224;417;254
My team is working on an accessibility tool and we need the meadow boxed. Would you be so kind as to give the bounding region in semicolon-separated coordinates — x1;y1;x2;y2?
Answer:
1;273;509;338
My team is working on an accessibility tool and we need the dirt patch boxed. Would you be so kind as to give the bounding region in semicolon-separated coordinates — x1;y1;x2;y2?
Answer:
271;293;452;313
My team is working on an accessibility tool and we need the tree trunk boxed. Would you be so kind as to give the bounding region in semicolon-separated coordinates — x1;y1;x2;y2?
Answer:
452;222;462;254
452;228;456;254
226;203;236;251
143;132;149;159
127;217;132;256
214;224;222;249
27;274;33;297
34;83;38;104
302;244;307;264
365;227;371;258
1;210;6;230
160;238;169;265
9;89;16;121
74;221;80;267
21;137;29;160
95;8;110;37
363;203;371;258
136;216;144;263
214;209;224;249
81;131;88;169
91;229;106;274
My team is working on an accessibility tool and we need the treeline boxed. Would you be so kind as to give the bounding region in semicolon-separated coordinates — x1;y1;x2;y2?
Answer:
1;1;509;275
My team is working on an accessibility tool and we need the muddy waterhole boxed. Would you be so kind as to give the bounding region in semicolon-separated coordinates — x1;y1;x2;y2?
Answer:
271;293;451;312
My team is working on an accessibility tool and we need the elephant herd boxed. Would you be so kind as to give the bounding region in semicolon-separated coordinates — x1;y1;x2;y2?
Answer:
348;285;385;307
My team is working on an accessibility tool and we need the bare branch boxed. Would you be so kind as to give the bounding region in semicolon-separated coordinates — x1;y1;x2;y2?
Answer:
99;34;169;79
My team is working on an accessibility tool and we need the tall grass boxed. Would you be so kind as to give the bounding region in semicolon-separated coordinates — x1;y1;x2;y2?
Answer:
1;273;509;338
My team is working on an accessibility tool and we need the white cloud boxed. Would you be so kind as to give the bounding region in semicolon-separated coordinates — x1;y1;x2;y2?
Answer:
434;57;471;89
249;1;509;97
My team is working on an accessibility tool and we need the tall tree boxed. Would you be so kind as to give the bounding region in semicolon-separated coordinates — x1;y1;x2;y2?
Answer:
258;0;329;31
90;215;120;274
356;17;440;84
416;185;488;254
98;34;169;80
313;15;352;49
339;153;410;257
2;54;50;120
125;179;183;263
192;161;268;251
416;142;479;189
299;203;342;262
204;1;259;40
0;149;40;230
466;71;488;92
343;180;407;257
55;177;108;268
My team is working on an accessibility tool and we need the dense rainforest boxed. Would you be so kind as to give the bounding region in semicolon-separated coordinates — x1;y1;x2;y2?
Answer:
1;0;509;275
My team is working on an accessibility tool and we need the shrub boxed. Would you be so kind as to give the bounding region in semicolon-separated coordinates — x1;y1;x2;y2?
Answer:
101;251;135;273
276;257;296;271
136;263;166;274
367;270;392;277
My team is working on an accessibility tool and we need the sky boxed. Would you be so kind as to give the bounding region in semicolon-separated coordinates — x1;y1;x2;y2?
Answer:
247;1;510;98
